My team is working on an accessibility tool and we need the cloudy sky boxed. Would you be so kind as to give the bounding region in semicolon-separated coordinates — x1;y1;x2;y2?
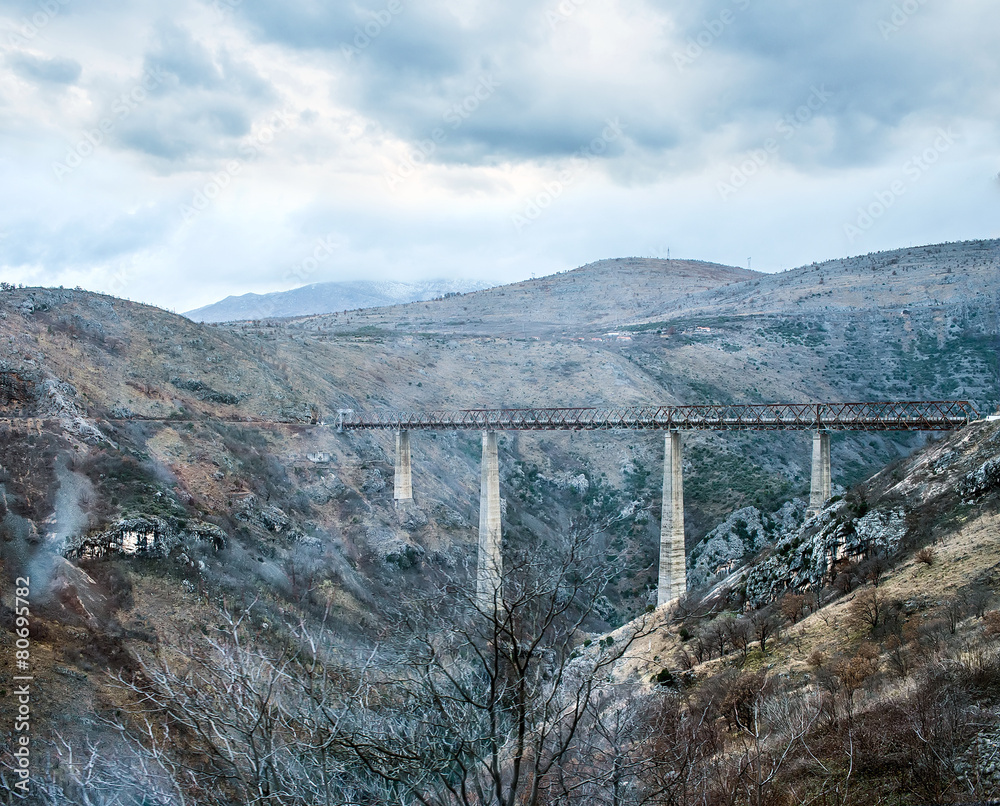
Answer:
1;0;997;312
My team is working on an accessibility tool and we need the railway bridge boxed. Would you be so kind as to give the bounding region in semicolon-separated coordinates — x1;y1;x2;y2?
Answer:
337;401;977;609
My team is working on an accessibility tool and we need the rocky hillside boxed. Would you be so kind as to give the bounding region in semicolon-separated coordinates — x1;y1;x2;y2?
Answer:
0;240;997;617
597;414;1000;804
184;277;492;323
287;256;759;337
0;239;999;802
1;313;998;804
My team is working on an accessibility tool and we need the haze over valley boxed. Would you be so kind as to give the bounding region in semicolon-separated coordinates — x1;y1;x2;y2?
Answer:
1;238;1000;803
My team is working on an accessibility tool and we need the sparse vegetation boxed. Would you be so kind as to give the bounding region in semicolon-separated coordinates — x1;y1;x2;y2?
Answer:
2;241;1000;804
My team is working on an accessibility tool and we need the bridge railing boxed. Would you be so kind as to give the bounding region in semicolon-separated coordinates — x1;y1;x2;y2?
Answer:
337;401;979;432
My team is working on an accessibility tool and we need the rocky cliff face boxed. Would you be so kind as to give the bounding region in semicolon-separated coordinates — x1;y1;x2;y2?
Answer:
694;418;1000;609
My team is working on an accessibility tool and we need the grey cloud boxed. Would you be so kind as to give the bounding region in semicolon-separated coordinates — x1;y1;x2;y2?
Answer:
8;52;81;84
102;21;275;164
235;1;601;161
228;2;712;166
234;2;356;50
145;20;226;90
227;0;999;176
660;0;1000;164
143;21;272;98
236;0;474;66
116;101;252;160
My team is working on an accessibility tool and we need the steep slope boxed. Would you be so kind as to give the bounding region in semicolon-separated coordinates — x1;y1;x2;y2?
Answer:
2;239;998;584
602;416;1000;804
1;239;999;805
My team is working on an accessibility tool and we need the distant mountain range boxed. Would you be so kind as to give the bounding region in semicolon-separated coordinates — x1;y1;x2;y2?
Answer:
184;278;493;322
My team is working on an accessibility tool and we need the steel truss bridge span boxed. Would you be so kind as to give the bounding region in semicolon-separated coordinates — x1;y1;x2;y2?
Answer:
338;401;978;433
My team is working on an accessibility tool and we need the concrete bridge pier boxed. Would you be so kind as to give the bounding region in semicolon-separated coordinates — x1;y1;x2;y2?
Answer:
657;431;687;607
394;430;413;502
477;430;503;609
808;431;831;515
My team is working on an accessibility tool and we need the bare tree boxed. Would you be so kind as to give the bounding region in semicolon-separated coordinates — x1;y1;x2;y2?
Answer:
342;525;654;806
725;616;752;661
550;688;649;806
633;693;722;806
110;605;375;806
25;732;189;806
848;586;884;633
751;609;779;655
730;689;823;806
859;552;891;588
832;643;879;724
778;593;806;624
705;618;729;660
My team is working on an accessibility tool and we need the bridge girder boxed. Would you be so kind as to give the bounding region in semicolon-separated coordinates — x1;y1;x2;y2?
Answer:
338;401;978;433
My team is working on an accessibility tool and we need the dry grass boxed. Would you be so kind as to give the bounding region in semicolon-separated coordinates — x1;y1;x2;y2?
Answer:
614;511;1000;690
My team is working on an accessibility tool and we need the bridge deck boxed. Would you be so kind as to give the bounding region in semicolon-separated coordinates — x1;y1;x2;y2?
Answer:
338;401;978;432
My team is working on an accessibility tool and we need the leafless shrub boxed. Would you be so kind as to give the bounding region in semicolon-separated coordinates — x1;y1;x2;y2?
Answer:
22;732;187;806
964;581;992;618
779;593;806;624
859;552;891;588
720;670;767;730
633;693;722;806
943;593;969;635
983;609;1000;637
110;605;374;806
692;633;708;664
705;618;730;659
729;687;823;806
886;634;911;678
848;586;900;637
751;608;780;654
675;646;695;671
726;616;753;661
832;561;861;596
915;546;936;566
341;524;656;806
887;673;980;802
832;643;880;723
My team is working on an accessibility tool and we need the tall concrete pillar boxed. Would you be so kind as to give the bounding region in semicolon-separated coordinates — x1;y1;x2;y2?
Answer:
808;431;831;515
394;430;413;502
477;431;503;609
658;431;686;607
